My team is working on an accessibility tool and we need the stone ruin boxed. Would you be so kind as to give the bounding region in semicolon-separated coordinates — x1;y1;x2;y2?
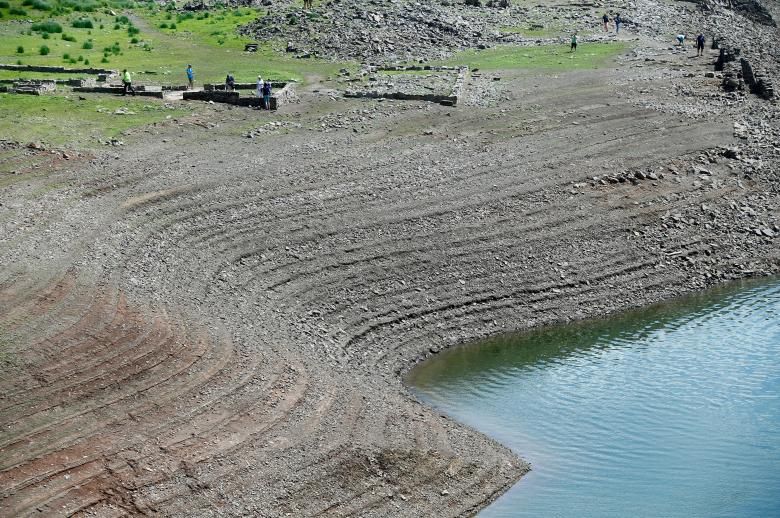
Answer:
11;80;56;95
716;45;774;99
184;82;297;110
343;66;469;106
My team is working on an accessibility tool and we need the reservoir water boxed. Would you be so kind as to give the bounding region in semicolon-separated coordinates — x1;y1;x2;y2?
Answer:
407;280;780;517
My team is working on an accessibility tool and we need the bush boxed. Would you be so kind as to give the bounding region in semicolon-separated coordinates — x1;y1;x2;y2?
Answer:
9;7;28;15
72;18;93;28
63;52;70;59
168;22;176;29
77;54;83;61
159;22;168;28
113;23;120;30
32;21;63;33
16;45;24;54
42;32;50;39
0;1;9;7
82;39;92;49
84;58;89;64
127;25;139;36
116;14;129;24
100;56;108;63
39;45;50;55
22;0;52;11
17;59;23;65
130;37;138;43
62;33;76;41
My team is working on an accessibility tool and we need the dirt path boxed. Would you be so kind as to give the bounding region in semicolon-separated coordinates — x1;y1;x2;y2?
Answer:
1;28;779;518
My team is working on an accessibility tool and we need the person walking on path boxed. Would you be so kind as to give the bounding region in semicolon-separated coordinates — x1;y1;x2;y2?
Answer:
602;13;609;32
570;33;578;53
186;64;194;89
121;68;135;96
696;33;705;56
262;80;272;110
614;13;622;34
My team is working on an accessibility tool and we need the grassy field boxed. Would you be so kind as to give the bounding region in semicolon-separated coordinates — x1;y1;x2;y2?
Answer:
0;0;345;84
0;92;191;147
435;42;627;71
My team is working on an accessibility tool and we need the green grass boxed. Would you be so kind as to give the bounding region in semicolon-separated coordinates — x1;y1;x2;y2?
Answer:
0;93;191;148
0;3;347;84
435;42;627;71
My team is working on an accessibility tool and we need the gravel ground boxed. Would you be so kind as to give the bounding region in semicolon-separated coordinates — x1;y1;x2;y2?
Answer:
1;0;779;516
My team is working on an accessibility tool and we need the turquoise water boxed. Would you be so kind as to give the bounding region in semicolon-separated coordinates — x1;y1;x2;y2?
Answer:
407;280;780;517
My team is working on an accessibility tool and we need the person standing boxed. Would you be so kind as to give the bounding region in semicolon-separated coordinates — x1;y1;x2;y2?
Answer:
696;33;705;56
256;75;263;108
614;13;622;34
186;64;194;89
602;13;609;32
570;33;578;53
262;80;272;110
121;68;135;96
225;72;235;91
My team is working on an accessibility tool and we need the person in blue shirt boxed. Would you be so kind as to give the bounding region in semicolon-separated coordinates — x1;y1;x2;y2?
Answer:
614;13;622;33
186;64;194;89
696;33;705;56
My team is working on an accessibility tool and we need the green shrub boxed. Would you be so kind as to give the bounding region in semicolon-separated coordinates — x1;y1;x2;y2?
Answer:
127;25;139;36
16;45;24;54
99;23;103;29
69;58;77;63
116;14;129;24
113;23;120;30
72;18;93;28
100;56;108;63
168;22;176;29
22;0;52;11
32;21;63;33
130;37;138;43
17;59;23;65
82;39;93;49
0;1;9;8
63;52;70;59
84;58;89;64
42;32;50;39
77;54;83;61
62;33;76;41
39;45;50;55
9;7;27;15
159;22;168;28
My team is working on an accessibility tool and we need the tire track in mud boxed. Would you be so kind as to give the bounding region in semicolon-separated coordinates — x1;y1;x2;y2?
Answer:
1;62;778;516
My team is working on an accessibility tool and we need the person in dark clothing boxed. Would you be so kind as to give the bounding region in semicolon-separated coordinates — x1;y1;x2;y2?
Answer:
225;72;235;91
262;80;272;110
602;13;609;32
614;13;622;33
696;33;705;56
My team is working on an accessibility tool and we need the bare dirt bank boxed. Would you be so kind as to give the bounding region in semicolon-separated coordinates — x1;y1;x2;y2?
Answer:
2;30;779;518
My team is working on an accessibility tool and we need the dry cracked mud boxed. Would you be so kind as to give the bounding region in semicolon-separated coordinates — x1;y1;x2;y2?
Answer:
1;13;780;518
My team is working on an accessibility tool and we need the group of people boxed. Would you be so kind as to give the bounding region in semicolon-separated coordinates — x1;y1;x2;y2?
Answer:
601;12;623;33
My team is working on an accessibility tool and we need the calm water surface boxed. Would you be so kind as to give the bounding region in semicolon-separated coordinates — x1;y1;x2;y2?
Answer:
407;280;780;517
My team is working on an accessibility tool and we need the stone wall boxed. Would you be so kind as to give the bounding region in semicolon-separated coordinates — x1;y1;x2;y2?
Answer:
740;57;774;99
0;63;114;74
184;83;296;110
12;80;56;95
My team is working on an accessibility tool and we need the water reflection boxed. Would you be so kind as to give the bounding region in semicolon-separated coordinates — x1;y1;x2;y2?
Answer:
407;280;780;518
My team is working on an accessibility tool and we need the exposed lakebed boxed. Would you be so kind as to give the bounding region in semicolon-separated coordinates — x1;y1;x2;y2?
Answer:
408;280;780;517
